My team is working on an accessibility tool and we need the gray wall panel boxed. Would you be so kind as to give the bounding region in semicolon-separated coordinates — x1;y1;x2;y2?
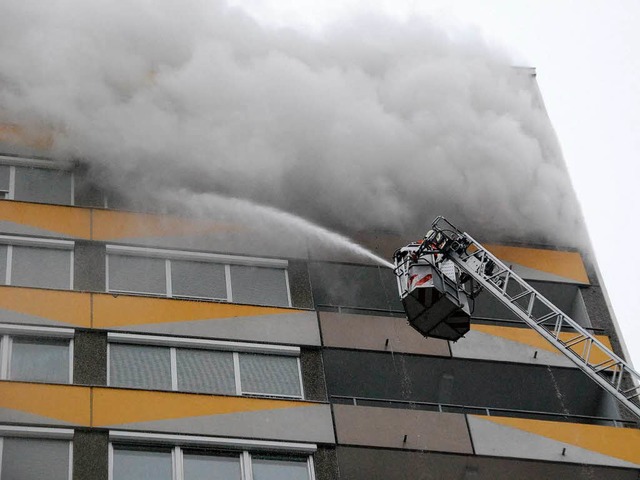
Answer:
333;404;472;453
468;416;640;469
319;312;449;356
104;405;336;444
0;406;75;426
73;429;109;480
74;241;106;292
0;220;75;239
450;329;576;367
0;307;77;327
105;312;321;346
74;330;108;386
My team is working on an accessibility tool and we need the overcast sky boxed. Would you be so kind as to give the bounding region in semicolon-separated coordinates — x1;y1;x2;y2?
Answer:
230;0;640;367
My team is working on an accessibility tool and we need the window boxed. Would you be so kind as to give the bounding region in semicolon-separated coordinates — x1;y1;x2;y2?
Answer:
0;159;74;206
0;236;74;290
108;334;302;399
0;427;73;480
0;325;73;384
111;445;314;480
106;245;290;307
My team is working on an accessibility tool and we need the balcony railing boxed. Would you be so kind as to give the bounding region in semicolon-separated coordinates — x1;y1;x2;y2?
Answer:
331;395;636;428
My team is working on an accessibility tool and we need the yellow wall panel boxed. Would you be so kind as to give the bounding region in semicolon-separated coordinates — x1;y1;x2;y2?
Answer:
0;201;91;238
475;415;640;465
91;209;242;240
471;324;614;365
0;286;91;327
0;123;53;150
92;388;314;425
0;382;90;424
93;294;300;328
486;244;589;284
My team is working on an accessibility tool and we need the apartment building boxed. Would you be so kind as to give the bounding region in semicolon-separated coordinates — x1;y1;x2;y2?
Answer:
0;108;639;479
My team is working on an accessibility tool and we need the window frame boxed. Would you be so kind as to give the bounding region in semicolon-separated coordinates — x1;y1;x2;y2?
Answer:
0;155;75;206
0;425;73;480
0;235;74;290
105;245;291;306
0;323;74;384
108;431;316;480
107;333;304;399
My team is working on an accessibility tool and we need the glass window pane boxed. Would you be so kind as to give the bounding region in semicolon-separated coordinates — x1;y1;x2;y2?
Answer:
239;353;301;397
10;337;70;383
110;344;172;390
14;166;72;205
0;244;7;285
108;255;166;295
172;260;227;299
2;437;70;480
230;265;289;307
183;453;242;480
0;165;10;193
252;457;309;480
177;349;235;395
12;246;71;289
112;448;172;480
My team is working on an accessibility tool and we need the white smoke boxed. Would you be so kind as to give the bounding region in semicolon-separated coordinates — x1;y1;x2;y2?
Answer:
0;0;584;249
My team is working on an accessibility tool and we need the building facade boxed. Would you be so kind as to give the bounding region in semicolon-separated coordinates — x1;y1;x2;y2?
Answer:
0;125;639;478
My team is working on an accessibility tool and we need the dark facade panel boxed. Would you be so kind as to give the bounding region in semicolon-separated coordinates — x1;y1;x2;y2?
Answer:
472;280;582;324
308;262;401;312
319;312;450;356
333;404;472;453
73;241;106;292
323;349;612;418
336;446;638;480
74;330;108;386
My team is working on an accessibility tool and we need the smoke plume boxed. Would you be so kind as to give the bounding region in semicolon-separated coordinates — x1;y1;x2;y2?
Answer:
0;0;585;251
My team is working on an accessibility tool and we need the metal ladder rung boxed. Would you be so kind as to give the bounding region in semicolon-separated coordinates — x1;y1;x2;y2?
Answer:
564;335;588;348
626;391;640;401
535;312;558;325
622;385;640;395
486;268;507;281
594;359;619;373
509;290;533;302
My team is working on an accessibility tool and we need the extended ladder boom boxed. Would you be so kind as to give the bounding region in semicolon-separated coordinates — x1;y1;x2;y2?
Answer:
399;216;640;419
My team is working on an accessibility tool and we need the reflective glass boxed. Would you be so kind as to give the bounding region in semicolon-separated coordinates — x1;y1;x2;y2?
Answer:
252;458;309;480
172;260;227;299
14;166;73;205
177;348;236;394
183;453;242;480
239;353;301;397
10;337;70;383
112;449;172;480
110;344;172;390
108;254;166;295
0;165;10;193
230;265;289;306
12;246;71;289
2;437;70;480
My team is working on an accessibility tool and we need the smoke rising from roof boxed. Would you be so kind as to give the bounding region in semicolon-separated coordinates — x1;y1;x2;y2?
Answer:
0;0;584;250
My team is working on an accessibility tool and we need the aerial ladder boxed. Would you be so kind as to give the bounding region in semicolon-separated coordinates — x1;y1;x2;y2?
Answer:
393;216;640;419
